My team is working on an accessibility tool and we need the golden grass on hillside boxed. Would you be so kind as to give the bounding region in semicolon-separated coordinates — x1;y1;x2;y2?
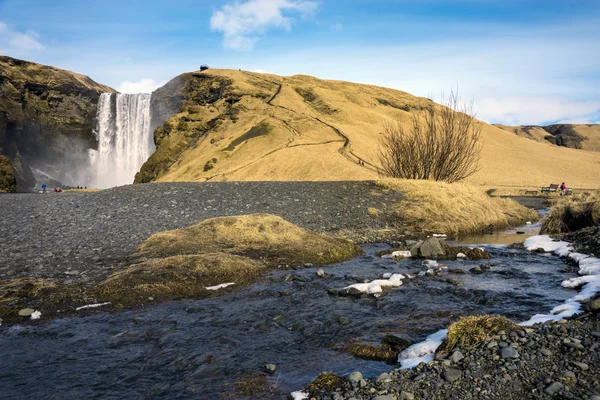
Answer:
138;214;363;265
379;178;538;236
142;69;600;189
95;253;266;306
541;190;600;234
439;315;518;352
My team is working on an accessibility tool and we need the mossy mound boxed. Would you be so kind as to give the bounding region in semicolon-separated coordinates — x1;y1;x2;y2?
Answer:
440;315;519;352
138;214;363;265
0;155;16;192
306;372;346;397
95;253;267;307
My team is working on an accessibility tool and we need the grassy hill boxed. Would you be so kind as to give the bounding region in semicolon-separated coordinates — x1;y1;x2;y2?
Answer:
136;69;600;190
495;124;600;152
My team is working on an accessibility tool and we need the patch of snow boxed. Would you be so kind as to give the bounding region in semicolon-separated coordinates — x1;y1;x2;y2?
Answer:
422;260;438;268
382;272;392;278
382;250;412;259
526;221;532;225
291;391;309;400
344;274;405;294
205;282;236;291
76;302;112;311
398;329;448;369
30;311;41;320
524;235;572;256
520;235;600;326
456;253;467;259
432;234;447;238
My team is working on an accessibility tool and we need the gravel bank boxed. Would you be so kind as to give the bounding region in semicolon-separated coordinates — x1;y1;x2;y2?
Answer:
0;181;404;285
303;316;600;400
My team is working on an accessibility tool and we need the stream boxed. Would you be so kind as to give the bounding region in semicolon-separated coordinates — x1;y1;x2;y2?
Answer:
0;217;581;400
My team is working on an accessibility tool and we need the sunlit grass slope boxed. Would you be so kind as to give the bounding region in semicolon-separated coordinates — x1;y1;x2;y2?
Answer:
141;69;600;189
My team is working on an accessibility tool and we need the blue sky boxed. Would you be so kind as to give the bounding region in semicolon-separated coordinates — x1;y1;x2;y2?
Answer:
1;0;599;125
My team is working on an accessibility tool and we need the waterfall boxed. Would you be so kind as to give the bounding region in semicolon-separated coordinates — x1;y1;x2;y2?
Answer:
89;93;154;188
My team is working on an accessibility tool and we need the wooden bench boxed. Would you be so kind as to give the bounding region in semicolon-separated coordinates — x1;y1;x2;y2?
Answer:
541;184;559;193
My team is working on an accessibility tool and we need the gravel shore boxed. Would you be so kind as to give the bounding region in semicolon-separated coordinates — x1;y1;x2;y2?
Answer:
304;316;600;400
0;181;404;285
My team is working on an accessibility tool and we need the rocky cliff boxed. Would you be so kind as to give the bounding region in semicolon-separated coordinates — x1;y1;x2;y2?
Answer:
0;55;115;191
495;123;600;152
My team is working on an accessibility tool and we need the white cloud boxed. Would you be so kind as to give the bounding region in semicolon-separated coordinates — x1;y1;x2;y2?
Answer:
476;97;600;126
118;79;167;94
210;0;318;50
0;21;45;56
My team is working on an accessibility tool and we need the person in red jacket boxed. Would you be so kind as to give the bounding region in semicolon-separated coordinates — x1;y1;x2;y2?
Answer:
560;182;567;196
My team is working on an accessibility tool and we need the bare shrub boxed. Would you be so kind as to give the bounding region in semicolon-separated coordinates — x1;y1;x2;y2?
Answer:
378;90;482;182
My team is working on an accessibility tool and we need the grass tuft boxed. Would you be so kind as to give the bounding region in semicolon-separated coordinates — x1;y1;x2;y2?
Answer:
440;315;518;352
343;342;398;362
541;190;600;234
379;178;538;236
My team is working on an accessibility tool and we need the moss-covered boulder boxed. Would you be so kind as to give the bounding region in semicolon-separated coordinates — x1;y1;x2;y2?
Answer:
138;213;363;265
0;155;16;192
95;253;267;306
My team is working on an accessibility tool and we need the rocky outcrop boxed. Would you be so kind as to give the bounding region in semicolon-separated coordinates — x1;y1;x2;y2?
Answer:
0;155;16;192
0;56;115;191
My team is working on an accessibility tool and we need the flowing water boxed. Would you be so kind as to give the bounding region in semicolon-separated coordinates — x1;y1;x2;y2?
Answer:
89;93;154;188
0;232;579;400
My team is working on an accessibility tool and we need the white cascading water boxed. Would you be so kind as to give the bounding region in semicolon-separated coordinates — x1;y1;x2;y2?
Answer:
89;93;154;188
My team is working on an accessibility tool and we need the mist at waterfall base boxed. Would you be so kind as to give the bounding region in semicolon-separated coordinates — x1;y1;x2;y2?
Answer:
87;93;154;188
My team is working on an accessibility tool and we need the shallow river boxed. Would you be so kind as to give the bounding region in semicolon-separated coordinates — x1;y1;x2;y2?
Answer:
0;224;579;399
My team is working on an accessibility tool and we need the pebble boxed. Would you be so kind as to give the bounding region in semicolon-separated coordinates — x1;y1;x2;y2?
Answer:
500;346;519;359
544;381;564;395
348;371;363;385
400;392;415;400
442;369;462;382
18;308;35;317
572;361;589;371
316;268;325;277
264;364;276;373
449;350;464;363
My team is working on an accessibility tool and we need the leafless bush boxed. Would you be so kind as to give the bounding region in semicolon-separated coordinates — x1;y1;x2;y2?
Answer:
378;90;482;182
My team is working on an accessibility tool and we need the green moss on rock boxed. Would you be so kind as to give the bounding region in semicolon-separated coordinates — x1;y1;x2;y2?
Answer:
0;155;16;192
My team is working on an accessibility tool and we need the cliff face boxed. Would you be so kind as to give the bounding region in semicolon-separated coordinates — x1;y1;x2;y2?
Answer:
0;56;116;191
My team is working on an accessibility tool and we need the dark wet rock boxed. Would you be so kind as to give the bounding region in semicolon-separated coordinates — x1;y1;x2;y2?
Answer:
469;266;483;274
381;334;412;351
448;268;467;274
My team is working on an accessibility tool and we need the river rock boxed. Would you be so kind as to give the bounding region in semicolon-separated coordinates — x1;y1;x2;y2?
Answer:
442;369;462;382
449;350;464;363
410;238;445;258
374;395;395;400
400;391;415;400
316;268;326;277
500;346;519;359
264;364;277;373
544;381;563;395
381;334;411;351
469;266;483;274
18;308;35;317
572;361;588;370
348;371;363;385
